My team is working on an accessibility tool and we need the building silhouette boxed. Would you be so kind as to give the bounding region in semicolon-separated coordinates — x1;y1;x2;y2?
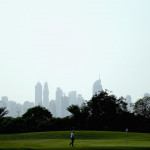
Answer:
77;94;84;106
69;91;77;105
93;77;102;95
0;82;86;118
23;101;34;114
0;96;8;108
126;95;132;112
56;87;63;117
49;100;56;117
61;95;70;117
35;82;42;106
43;82;49;109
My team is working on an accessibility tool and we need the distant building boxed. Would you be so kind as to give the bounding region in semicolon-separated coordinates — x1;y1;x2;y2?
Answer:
69;91;77;105
0;96;8;108
144;93;150;98
43;82;49;109
77;94;84;106
56;87;63;117
35;82;42;106
23;101;34;114
16;103;23;117
126;95;132;112
49;100;56;117
93;77;102;96
7;100;18;117
61;95;70;117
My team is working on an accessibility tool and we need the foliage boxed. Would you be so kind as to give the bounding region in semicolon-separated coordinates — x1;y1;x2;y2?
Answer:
134;97;150;118
87;90;127;130
0;107;8;119
67;104;89;129
22;106;53;131
23;106;52;121
0;90;150;133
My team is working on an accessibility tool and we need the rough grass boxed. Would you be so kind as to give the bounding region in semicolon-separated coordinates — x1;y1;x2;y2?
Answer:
0;131;150;150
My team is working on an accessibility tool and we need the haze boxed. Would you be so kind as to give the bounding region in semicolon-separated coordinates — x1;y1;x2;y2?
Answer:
0;0;150;104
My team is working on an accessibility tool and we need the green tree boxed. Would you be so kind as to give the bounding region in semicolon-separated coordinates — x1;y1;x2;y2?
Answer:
0;107;8;119
87;90;127;130
22;106;52;131
134;97;150;118
67;104;89;129
23;106;52;121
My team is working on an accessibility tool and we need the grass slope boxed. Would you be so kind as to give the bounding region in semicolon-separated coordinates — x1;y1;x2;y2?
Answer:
0;131;150;150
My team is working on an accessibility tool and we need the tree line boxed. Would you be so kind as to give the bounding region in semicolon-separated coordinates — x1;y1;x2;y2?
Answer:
0;90;150;133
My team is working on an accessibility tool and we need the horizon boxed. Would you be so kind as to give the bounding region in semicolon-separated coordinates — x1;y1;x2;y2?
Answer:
0;79;148;105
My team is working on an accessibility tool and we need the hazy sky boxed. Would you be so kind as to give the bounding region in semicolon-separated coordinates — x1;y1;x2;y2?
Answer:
0;0;150;104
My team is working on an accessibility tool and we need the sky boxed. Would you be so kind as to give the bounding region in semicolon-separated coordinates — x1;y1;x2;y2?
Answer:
0;0;150;104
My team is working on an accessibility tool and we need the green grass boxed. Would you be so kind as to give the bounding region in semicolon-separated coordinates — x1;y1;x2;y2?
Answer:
0;131;150;150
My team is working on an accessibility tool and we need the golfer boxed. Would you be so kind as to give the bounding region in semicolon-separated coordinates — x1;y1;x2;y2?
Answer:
69;130;75;147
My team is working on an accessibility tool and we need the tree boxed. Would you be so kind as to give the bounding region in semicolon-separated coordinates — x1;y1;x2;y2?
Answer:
134;97;150;118
0;107;8;119
67;104;89;129
23;106;52;121
87;90;127;130
22;106;52;131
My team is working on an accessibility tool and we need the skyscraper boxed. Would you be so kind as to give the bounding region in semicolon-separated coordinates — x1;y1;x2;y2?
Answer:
61;95;69;117
35;82;42;106
93;77;102;96
77;94;84;106
49;100;56;117
126;95;132;112
56;87;63;117
69;91;77;105
23;101;34;114
43;82;49;109
1;96;8;108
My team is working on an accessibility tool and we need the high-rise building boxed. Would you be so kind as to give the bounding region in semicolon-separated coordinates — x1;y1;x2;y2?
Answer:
43;82;49;109
93;77;102;96
23;101;34;114
35;82;42;106
77;94;84;106
7;100;18;117
0;96;8;108
126;95;132;112
69;91;77;105
61;95;70;117
49;100;56;117
56;87;63;117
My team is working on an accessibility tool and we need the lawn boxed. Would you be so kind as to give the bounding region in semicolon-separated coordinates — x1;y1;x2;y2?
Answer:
0;131;150;150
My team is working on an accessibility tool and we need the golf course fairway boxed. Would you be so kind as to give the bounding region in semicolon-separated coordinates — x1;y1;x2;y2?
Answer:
0;131;150;150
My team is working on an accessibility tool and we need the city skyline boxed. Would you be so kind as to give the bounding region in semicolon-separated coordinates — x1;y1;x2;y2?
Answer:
0;78;135;117
1;77;150;117
1;77;150;104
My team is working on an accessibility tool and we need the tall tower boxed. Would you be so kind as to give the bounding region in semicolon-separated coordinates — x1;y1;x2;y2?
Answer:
69;91;77;105
43;82;49;109
93;77;102;96
61;94;69;117
77;94;84;106
35;82;42;106
126;95;132;112
56;87;63;117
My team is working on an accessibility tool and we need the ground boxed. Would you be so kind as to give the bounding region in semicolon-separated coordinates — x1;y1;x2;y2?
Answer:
0;131;150;150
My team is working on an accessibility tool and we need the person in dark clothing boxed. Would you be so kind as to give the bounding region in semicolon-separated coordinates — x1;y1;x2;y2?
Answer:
69;130;75;147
